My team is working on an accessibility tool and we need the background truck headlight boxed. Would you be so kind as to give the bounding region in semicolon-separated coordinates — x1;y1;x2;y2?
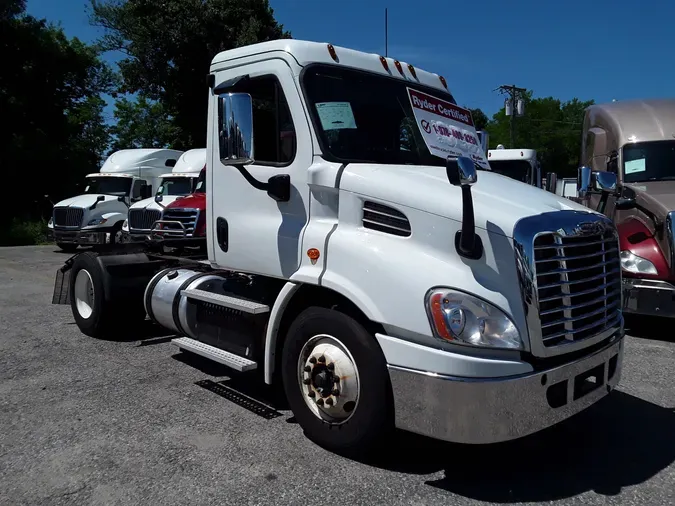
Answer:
426;288;523;349
87;218;108;226
620;250;657;275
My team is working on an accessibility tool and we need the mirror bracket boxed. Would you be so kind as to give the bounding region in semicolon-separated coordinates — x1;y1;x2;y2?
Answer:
233;165;290;202
446;156;483;260
89;195;105;211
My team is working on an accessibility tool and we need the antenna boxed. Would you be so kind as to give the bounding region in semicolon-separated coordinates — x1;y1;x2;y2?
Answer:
385;8;388;57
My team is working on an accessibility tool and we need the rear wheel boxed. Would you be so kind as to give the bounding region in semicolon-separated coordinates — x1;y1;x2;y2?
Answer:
281;307;393;455
69;252;146;338
57;243;78;253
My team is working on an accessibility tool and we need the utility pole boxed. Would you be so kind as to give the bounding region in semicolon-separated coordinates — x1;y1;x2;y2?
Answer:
384;8;388;57
495;84;526;148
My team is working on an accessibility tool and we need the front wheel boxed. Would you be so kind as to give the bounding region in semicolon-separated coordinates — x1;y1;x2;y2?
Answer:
281;307;393;455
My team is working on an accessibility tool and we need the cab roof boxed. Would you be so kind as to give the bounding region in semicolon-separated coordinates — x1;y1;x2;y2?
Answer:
487;148;537;162
586;99;675;147
210;39;452;96
100;148;184;174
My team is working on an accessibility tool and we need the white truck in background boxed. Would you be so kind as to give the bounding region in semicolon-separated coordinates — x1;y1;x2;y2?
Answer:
54;40;624;455
122;148;206;243
487;145;542;187
49;149;183;252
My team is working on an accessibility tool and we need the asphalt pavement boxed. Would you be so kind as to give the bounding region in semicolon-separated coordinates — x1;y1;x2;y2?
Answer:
1;245;674;506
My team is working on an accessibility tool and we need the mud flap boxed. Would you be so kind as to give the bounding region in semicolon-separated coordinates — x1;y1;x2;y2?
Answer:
51;255;77;305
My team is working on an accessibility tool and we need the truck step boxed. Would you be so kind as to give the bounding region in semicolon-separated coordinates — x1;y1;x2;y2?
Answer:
181;288;270;314
171;337;257;372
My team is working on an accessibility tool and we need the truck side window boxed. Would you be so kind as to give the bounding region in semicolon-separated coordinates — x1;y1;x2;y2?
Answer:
235;76;296;165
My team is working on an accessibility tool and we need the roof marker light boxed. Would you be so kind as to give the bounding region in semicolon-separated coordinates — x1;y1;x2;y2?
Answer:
408;64;417;80
394;60;404;76
439;75;448;89
327;44;338;62
379;55;389;72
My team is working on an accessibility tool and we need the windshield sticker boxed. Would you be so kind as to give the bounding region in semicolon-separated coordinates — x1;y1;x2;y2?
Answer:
625;158;646;174
315;102;357;131
407;88;489;169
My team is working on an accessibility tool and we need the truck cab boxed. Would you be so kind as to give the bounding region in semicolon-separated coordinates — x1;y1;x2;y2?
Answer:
487;146;541;187
149;166;207;249
574;98;675;318
123;148;206;243
57;40;625;455
49;148;183;251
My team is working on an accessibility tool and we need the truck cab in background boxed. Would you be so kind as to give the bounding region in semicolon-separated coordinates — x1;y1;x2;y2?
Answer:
123;148;206;243
49;148;183;252
56;40;625;455
149;166;207;250
487;145;542;187
573;98;675;318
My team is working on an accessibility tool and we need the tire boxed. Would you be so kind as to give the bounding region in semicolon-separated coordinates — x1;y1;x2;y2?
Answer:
69;252;146;338
281;307;393;455
57;243;78;253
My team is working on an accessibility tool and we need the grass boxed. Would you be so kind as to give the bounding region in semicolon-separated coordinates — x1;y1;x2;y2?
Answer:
0;218;53;246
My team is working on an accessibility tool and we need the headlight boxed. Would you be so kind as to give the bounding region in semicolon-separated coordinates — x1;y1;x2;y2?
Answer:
122;220;128;230
426;288;523;350
87;218;108;226
620;250;657;275
48;217;53;226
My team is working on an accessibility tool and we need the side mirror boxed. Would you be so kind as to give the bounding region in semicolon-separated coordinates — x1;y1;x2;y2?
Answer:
446;156;481;260
615;197;636;211
447;156;478;187
545;172;558;193
593;171;617;193
140;184;152;200
155;194;163;204
218;92;255;165
89;195;105;210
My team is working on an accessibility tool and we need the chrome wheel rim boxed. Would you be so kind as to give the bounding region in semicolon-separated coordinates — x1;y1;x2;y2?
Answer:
74;269;95;319
297;334;360;424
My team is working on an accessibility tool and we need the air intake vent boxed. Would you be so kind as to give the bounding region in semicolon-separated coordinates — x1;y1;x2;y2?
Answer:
362;201;411;237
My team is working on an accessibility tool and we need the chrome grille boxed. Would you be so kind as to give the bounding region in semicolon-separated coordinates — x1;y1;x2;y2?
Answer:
53;207;83;228
160;208;200;237
128;209;161;231
514;211;622;358
362;201;411;237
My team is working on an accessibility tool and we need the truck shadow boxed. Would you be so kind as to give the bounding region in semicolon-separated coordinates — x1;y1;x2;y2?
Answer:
363;391;675;502
624;314;674;343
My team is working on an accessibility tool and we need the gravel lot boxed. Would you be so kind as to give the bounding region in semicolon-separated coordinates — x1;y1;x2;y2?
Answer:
1;245;674;506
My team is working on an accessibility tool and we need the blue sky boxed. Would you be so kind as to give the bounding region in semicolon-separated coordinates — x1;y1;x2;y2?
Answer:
27;0;674;120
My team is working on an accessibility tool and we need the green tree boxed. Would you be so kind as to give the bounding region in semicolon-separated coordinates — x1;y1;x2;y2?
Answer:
110;94;180;150
90;0;290;148
1;0;114;240
467;108;489;131
485;91;593;178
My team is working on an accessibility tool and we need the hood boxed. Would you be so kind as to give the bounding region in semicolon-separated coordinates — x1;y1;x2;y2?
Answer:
166;192;206;210
624;181;675;218
339;164;593;238
129;195;181;211
55;194;122;209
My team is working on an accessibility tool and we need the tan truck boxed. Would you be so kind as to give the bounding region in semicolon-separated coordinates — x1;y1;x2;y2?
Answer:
573;98;675;317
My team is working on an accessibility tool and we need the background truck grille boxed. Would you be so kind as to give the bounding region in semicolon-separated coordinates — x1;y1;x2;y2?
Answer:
160;208;199;237
53;207;83;228
128;209;161;231
534;230;621;346
513;211;622;358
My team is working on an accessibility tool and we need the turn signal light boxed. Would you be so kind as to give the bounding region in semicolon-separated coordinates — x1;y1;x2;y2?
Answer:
428;292;454;341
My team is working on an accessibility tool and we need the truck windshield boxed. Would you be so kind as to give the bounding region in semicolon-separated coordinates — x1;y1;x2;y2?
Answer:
488;160;532;184
302;64;457;166
157;177;194;196
623;140;675;183
84;176;132;196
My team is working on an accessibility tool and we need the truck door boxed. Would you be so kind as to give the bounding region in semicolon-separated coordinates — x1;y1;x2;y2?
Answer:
209;59;312;278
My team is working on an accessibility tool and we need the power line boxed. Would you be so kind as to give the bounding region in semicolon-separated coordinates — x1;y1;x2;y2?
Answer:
495;84;527;147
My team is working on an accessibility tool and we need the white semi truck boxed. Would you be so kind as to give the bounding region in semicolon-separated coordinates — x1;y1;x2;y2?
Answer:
54;40;625;454
488;145;542;187
122;148;206;243
49;148;183;252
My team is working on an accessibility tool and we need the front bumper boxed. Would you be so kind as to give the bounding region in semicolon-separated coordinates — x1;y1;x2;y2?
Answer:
622;278;675;318
53;226;116;245
388;335;623;444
